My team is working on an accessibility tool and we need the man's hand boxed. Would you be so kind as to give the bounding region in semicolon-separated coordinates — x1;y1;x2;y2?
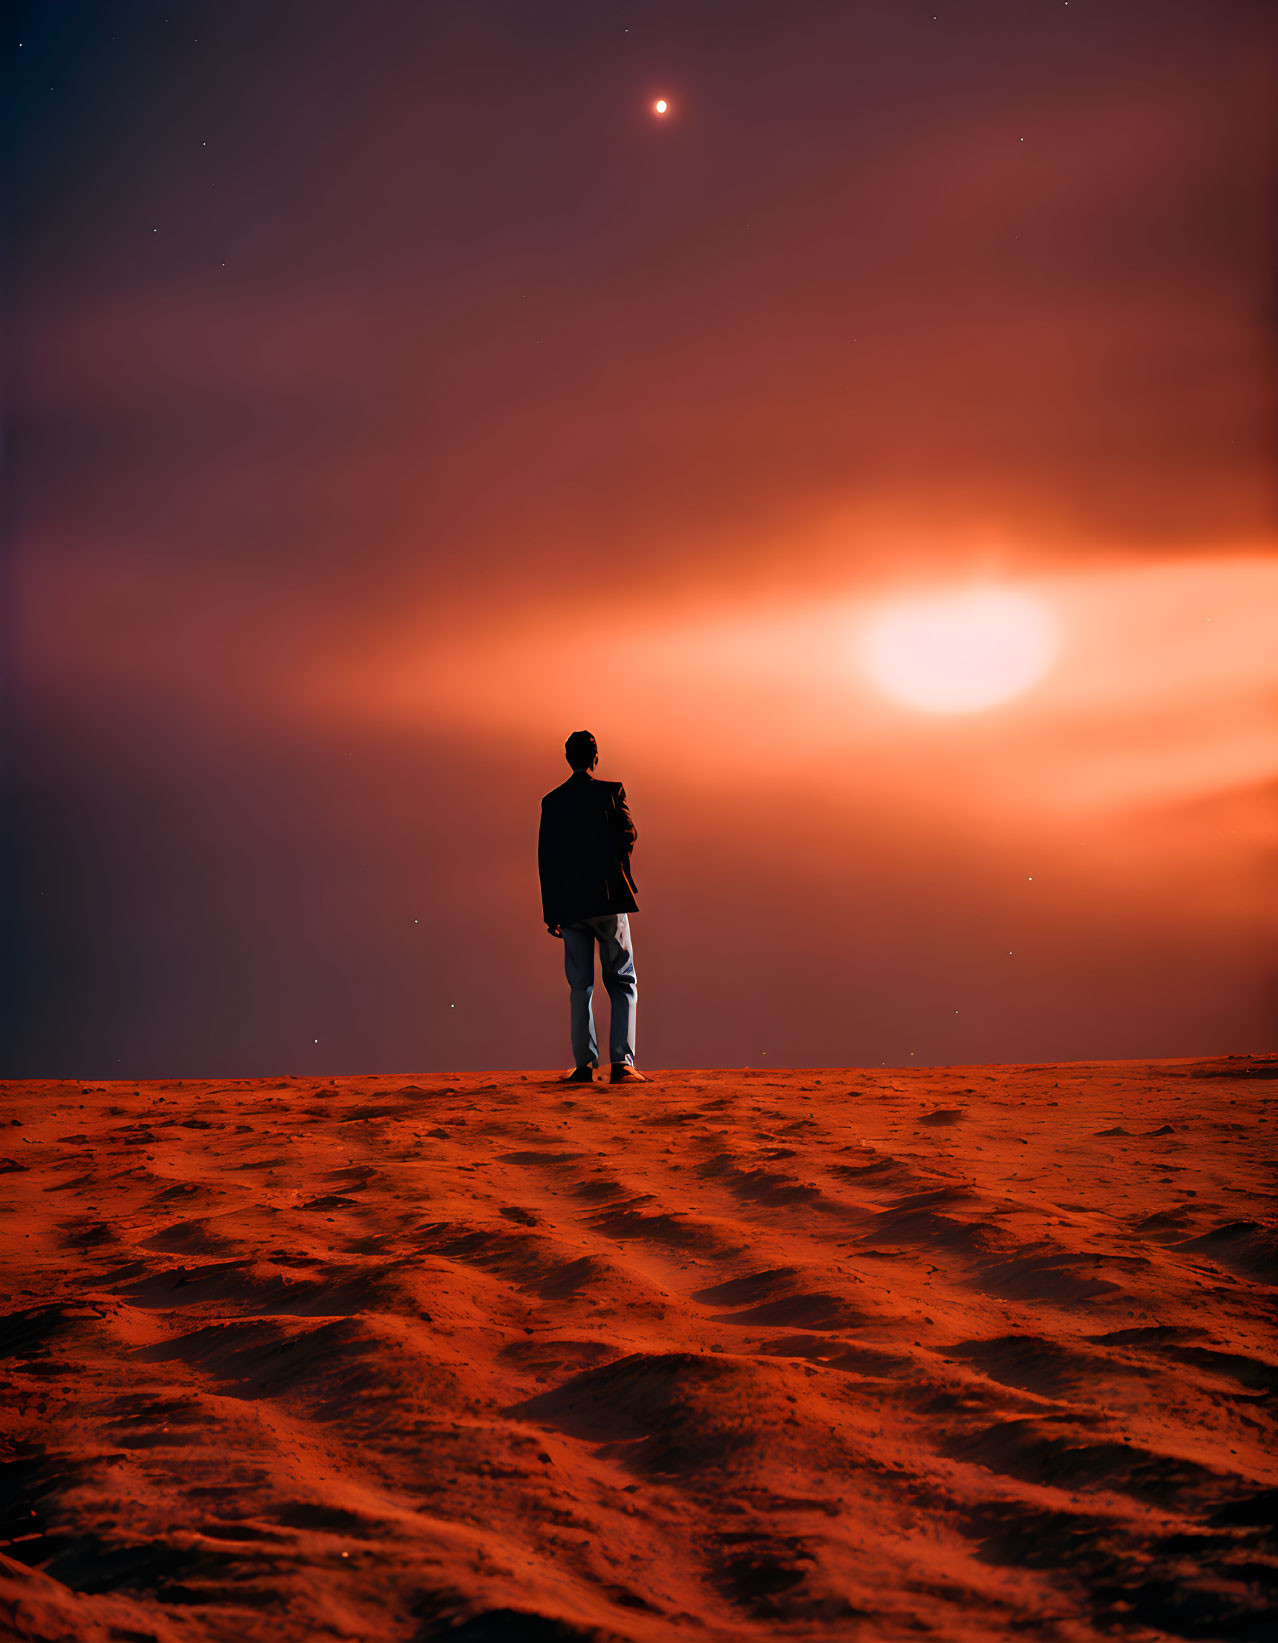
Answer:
546;922;562;938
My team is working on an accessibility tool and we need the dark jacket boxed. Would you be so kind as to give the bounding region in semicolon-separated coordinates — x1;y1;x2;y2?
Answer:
538;772;639;926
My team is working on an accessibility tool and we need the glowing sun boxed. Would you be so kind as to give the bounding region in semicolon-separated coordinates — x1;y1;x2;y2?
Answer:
653;98;669;115
861;587;1060;713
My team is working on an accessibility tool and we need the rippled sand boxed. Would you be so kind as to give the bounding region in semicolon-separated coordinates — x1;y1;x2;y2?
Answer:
1;1058;1275;1641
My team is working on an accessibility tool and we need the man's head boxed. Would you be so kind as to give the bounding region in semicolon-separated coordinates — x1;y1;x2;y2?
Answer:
565;729;598;772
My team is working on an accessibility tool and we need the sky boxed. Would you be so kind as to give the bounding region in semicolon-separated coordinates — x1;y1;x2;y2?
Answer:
3;0;1276;1077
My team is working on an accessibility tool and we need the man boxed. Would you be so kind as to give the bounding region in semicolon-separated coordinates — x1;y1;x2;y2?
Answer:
538;731;645;1085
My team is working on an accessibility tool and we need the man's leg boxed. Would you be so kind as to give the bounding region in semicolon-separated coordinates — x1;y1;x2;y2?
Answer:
590;915;637;1067
561;922;598;1069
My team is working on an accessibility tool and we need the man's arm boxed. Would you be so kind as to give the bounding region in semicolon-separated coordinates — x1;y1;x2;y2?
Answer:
537;802;561;936
614;785;637;854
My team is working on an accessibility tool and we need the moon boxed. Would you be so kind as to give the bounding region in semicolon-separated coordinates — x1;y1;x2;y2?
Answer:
860;587;1060;714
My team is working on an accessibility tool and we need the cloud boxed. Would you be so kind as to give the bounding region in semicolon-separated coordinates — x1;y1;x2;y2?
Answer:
298;551;1278;823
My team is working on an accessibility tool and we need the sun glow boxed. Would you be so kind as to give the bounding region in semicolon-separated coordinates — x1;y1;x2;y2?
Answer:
860;586;1060;713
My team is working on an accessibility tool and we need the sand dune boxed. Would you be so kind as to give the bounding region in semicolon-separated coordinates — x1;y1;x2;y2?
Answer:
1;1058;1275;1641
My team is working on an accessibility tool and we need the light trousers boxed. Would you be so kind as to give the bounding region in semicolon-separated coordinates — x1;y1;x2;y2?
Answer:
561;914;637;1068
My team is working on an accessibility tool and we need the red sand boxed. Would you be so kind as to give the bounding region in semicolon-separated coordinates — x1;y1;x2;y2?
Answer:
1;1060;1275;1642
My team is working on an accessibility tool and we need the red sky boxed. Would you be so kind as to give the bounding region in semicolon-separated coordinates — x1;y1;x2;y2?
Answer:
5;0;1276;1075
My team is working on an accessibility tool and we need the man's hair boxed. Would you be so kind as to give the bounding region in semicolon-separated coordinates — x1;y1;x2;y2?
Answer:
565;729;598;770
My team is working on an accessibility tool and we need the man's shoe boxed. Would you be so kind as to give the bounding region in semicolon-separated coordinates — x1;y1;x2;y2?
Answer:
610;1063;646;1084
563;1065;596;1083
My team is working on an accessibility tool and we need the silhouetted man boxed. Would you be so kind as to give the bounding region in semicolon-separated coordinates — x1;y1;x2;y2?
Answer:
538;731;644;1084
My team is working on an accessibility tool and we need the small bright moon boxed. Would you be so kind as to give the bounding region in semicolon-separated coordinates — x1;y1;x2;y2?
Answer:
860;587;1060;714
653;98;668;115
